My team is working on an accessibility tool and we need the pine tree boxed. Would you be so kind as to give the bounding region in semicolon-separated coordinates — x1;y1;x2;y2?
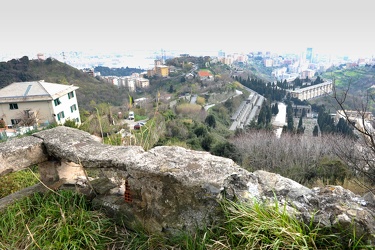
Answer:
313;125;319;136
286;102;294;132
297;116;305;134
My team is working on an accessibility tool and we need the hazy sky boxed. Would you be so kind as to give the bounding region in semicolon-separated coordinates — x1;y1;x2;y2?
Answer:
1;1;374;59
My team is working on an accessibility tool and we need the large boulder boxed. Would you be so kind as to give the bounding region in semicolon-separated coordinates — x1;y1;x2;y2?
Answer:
0;135;46;176
35;126;251;234
252;171;375;242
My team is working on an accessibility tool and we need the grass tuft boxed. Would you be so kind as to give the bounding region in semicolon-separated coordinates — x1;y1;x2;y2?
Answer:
0;190;116;249
0;166;39;198
210;198;371;250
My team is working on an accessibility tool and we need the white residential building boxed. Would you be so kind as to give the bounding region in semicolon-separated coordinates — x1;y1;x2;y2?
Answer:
0;80;81;127
101;75;148;92
264;59;273;67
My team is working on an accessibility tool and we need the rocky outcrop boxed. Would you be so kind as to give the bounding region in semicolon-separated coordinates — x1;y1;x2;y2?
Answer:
0;135;47;176
0;126;374;243
251;171;375;241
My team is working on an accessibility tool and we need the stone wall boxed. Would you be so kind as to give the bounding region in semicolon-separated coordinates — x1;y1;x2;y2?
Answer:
0;126;374;242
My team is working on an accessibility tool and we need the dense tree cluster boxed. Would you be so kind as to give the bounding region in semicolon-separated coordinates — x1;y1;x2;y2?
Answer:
159;109;239;162
233;76;286;102
165;56;211;69
94;66;144;77
317;107;355;137
0;57;132;111
257;103;272;127
0;56;34;88
271;102;279;115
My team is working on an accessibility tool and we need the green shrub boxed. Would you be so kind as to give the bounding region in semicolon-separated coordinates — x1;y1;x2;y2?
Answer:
201;134;214;151
176;103;202;116
0;167;39;198
0;119;5;128
63;118;79;128
194;124;208;137
211;141;241;163
316;157;350;185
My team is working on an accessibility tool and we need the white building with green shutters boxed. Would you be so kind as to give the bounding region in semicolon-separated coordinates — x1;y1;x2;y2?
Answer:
0;80;80;128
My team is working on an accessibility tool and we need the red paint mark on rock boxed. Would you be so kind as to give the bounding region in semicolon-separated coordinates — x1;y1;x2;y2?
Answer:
124;179;132;203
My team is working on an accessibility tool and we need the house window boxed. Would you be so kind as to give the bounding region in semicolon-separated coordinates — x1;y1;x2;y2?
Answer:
54;98;61;106
76;118;80;123
68;91;75;99
9;103;18;110
11;119;21;125
57;111;65;121
70;104;77;113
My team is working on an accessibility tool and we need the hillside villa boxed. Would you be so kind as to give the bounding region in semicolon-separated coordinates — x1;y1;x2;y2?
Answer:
0;80;81;130
198;69;214;81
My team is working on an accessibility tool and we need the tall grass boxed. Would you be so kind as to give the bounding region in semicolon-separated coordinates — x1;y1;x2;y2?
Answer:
0;190;116;249
210;198;372;250
130;94;166;150
0;190;372;249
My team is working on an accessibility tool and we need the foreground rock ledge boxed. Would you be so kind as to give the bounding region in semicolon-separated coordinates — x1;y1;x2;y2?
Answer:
0;126;374;242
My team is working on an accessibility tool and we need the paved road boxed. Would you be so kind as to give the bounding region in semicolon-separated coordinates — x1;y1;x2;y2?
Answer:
190;94;197;104
121;118;148;130
272;102;286;138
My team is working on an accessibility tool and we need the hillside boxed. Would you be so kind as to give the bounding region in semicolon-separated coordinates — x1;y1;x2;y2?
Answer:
94;66;144;76
322;65;375;90
0;56;130;111
310;65;375;112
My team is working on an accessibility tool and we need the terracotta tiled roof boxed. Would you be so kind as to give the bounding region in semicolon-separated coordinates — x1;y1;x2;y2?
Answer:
198;71;212;77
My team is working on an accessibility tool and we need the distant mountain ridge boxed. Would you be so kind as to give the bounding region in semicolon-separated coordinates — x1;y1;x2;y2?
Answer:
0;56;130;111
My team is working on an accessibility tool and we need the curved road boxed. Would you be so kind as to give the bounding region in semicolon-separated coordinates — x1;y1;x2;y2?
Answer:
272;102;286;138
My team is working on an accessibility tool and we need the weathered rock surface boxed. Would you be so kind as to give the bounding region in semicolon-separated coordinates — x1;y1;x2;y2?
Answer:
33;126;144;168
0;126;374;243
0;136;47;176
252;171;375;241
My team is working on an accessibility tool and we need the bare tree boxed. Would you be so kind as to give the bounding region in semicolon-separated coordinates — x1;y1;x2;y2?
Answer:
230;130;355;186
331;80;375;186
16;109;42;127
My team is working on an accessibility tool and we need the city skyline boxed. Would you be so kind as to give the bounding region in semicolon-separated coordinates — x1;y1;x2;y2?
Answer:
1;1;374;61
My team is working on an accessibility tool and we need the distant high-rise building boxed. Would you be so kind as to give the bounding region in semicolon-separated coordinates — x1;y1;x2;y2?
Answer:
218;50;225;58
306;48;313;62
160;49;166;64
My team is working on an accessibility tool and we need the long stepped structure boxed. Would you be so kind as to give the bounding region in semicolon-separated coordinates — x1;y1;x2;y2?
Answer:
229;90;265;130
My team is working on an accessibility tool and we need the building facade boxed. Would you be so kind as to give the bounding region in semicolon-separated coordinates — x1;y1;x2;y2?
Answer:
0;81;80;127
264;58;273;67
306;48;313;62
287;81;333;101
147;60;169;77
155;65;169;77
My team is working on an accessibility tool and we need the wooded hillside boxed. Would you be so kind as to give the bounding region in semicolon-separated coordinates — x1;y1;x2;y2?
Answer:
0;56;130;111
